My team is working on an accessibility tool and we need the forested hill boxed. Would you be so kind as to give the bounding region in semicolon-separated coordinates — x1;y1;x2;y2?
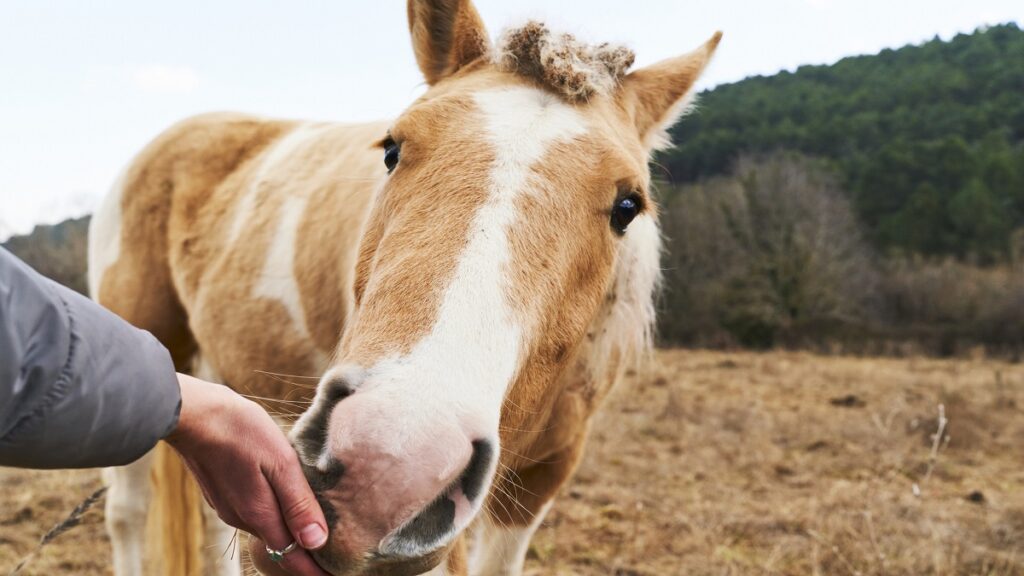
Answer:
3;216;90;294
662;23;1024;261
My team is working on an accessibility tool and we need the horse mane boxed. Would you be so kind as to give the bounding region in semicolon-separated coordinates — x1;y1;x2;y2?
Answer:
494;21;635;102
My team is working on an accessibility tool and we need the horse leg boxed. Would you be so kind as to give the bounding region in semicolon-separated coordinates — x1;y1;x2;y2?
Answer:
90;155;199;575
103;450;156;576
469;502;552;576
469;436;586;576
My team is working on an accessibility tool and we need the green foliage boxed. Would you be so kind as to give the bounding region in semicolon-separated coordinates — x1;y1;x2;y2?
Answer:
660;23;1024;262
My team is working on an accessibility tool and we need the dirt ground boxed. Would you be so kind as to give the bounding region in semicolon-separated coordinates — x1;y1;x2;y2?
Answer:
2;349;1022;575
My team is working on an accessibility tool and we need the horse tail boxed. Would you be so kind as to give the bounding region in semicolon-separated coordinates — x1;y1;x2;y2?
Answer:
148;441;205;576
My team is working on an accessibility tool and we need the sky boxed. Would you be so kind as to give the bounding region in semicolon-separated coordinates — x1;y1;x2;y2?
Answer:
1;0;1021;240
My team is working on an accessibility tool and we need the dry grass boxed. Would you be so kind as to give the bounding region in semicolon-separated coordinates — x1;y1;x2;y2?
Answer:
0;467;108;574
2;350;1022;575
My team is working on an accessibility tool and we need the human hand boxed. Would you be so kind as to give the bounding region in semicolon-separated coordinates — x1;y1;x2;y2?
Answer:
165;373;331;576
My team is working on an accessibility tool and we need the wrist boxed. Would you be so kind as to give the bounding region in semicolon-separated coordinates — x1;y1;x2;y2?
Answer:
166;373;219;448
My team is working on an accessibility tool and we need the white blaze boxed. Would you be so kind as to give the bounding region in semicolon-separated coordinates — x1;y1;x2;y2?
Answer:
355;87;588;428
329;86;588;552
289;87;589;557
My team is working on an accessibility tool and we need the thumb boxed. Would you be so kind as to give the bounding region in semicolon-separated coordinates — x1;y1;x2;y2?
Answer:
266;451;330;550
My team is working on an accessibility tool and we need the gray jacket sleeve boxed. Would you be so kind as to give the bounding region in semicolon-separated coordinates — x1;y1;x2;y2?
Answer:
0;248;180;468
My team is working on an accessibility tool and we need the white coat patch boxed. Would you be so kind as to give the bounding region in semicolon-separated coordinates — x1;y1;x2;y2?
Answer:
88;168;127;298
253;194;314;342
227;122;328;246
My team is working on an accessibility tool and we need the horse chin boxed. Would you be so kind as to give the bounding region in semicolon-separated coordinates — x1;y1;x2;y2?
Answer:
246;533;449;576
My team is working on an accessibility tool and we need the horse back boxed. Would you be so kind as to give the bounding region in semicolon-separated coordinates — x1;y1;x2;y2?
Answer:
95;112;386;395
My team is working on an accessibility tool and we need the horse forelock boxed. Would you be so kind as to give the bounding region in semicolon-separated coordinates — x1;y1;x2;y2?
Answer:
494;21;635;103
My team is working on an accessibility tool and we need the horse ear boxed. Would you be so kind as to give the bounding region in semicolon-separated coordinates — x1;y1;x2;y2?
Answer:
621;31;722;151
407;0;490;85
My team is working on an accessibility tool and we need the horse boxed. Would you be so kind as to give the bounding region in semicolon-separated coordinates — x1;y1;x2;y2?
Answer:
87;2;720;574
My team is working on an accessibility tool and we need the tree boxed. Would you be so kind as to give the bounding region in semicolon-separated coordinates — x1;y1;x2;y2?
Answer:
659;153;876;347
660;23;1024;261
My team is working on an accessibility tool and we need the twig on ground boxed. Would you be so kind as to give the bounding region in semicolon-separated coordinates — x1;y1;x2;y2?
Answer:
912;403;948;498
8;486;107;576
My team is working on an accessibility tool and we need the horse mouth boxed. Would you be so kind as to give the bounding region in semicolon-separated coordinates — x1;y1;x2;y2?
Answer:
298;440;495;575
314;548;449;576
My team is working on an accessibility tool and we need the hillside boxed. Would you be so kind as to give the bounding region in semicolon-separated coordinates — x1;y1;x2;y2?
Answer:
2;216;90;295
661;23;1024;261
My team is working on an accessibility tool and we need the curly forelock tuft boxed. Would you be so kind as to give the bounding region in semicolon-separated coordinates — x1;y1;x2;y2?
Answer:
494;21;635;102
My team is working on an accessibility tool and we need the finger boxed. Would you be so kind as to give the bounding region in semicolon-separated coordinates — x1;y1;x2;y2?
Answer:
248;492;331;576
246;479;325;570
263;451;329;550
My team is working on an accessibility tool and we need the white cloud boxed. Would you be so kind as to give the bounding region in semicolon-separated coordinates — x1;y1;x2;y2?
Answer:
131;64;200;93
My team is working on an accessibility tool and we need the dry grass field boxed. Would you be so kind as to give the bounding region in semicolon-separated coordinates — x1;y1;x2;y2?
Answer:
2;349;1022;575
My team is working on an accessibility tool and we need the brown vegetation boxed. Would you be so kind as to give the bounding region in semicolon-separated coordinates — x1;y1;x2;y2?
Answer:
658;154;1024;357
879;257;1024;356
3;350;1021;575
659;153;876;348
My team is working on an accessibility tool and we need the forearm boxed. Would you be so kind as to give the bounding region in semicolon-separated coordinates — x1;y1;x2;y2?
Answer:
0;248;181;469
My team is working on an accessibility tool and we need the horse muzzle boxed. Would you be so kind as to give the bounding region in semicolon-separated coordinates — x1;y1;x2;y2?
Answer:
272;382;498;575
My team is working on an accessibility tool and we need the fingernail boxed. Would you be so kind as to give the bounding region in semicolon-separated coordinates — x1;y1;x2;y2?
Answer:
299;524;328;549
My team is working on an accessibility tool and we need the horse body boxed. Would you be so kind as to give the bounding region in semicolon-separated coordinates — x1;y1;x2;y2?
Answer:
92;113;387;574
93;109;609;576
90;2;720;575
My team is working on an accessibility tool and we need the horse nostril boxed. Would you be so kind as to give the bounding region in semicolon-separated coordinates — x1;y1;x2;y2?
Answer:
324;378;354;404
460;440;494;502
291;379;354;467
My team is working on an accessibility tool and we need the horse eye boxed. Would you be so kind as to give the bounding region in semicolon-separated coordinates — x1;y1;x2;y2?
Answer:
383;139;400;174
610;195;641;234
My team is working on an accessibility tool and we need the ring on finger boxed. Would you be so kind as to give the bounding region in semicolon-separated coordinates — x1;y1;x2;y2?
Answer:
266;540;298;563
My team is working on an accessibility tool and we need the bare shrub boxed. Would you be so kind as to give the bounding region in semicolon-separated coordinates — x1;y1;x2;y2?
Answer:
879;257;1024;355
659;152;877;347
